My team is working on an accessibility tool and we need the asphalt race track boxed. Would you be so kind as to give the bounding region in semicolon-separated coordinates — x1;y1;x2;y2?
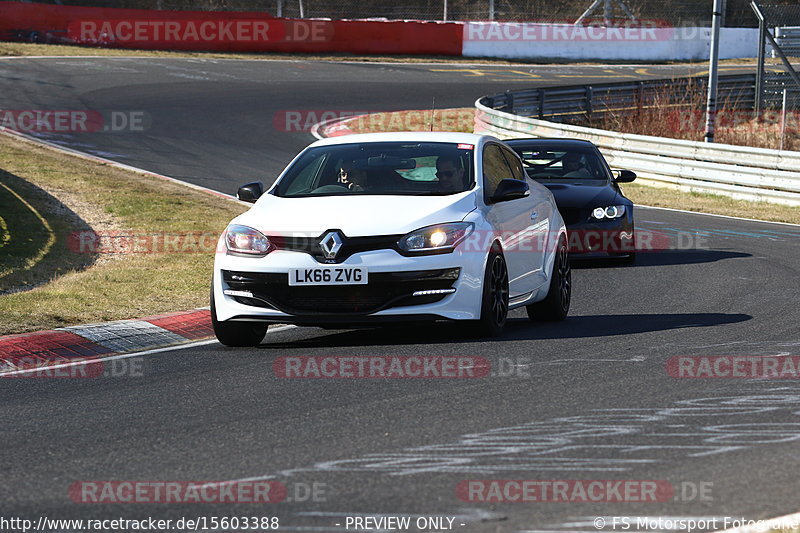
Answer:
0;58;760;194
2;58;800;532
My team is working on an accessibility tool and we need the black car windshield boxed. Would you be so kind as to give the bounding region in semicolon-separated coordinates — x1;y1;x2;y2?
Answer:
273;141;475;197
513;146;607;180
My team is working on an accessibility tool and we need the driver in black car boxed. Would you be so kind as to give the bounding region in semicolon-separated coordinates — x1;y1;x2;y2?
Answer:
561;152;594;178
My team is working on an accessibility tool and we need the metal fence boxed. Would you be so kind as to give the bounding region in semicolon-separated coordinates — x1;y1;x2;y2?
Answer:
36;0;768;26
754;2;800;114
474;93;800;206
480;74;756;125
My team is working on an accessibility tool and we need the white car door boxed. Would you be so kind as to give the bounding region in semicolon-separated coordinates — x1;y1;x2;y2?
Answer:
481;143;546;297
502;145;552;289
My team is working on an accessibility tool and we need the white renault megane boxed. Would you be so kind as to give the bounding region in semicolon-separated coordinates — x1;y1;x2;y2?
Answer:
212;132;570;346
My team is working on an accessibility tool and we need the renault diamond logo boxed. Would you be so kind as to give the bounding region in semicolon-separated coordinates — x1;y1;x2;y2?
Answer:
320;231;343;260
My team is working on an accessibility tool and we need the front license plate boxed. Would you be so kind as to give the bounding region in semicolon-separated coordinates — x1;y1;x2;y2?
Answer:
288;267;368;286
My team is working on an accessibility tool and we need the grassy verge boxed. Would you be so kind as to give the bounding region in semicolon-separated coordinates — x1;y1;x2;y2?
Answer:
0;171;90;295
0;134;246;335
620;182;800;225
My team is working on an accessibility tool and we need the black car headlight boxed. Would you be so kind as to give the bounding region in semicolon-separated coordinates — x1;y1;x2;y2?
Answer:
590;205;626;220
397;222;474;255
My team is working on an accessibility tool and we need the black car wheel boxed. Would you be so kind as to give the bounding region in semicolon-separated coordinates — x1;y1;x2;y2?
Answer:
211;288;269;347
527;235;571;321
475;251;509;337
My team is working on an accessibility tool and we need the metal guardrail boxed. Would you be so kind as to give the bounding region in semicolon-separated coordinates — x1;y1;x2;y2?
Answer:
475;78;800;206
482;74;757;124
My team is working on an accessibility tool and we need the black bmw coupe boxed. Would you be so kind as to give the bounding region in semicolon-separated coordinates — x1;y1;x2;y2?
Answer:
506;138;637;263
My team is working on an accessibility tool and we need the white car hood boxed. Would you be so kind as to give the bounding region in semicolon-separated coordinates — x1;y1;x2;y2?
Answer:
233;192;477;237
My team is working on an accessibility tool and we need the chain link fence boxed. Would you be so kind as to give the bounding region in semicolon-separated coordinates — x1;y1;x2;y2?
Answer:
33;0;789;26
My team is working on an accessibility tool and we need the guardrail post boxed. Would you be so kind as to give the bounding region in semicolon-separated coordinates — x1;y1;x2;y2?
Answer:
538;89;545;119
586;86;594;122
637;81;645;112
704;0;723;143
505;90;514;114
752;0;766;117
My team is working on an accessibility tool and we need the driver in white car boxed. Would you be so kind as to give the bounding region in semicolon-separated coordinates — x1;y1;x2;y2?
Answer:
338;160;370;191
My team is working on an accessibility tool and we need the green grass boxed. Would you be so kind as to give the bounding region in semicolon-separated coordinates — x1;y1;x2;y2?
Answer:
0;134;246;335
0;172;77;293
0;178;54;282
621;182;800;225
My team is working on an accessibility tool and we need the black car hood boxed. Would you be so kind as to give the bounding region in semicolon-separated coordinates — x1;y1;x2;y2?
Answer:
538;179;626;209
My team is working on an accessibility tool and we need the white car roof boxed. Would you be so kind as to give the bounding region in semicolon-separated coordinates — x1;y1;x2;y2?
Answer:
310;131;496;147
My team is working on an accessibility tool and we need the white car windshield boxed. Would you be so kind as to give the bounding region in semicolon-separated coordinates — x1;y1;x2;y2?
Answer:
274;141;475;197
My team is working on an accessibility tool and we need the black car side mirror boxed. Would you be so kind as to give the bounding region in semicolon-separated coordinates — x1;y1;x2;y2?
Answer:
490;179;530;203
614;170;637;183
237;182;264;203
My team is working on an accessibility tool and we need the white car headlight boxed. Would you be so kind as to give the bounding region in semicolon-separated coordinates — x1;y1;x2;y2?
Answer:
397;222;474;254
591;205;626;220
224;224;272;256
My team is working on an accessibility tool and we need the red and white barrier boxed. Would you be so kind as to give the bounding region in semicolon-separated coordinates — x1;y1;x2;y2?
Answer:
0;1;757;60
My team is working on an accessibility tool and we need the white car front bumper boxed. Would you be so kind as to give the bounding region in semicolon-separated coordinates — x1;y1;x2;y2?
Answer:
213;246;487;325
